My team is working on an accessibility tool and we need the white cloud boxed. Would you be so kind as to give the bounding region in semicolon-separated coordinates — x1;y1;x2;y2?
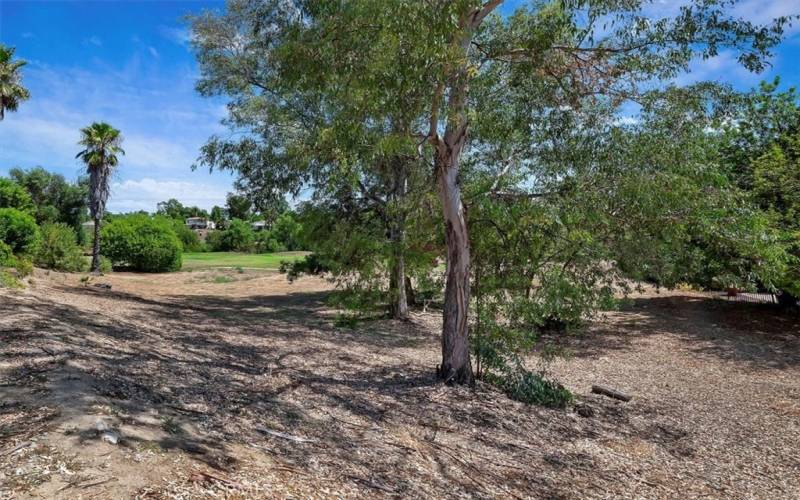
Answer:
109;178;229;213
0;54;234;213
0;116;80;165
733;0;800;31
122;133;197;171
676;50;763;86
159;26;192;46
644;0;798;27
148;46;160;58
84;35;103;47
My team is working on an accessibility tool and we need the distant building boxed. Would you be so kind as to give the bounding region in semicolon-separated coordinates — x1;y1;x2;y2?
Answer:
251;220;267;232
186;217;216;230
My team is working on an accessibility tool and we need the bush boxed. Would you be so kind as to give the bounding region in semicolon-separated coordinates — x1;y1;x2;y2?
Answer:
208;219;254;252
13;256;33;277
280;253;329;281
0;241;12;267
271;212;302;250
224;219;255;251
0;178;34;214
35;223;87;272
0;241;28;287
254;230;285;253
0;270;20;288
497;369;572;408
99;256;113;273
171;219;205;252
205;230;225;252
0;208;40;256
101;214;182;272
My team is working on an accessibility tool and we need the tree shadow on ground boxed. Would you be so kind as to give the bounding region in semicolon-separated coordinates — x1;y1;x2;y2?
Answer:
557;295;800;370
3;284;797;497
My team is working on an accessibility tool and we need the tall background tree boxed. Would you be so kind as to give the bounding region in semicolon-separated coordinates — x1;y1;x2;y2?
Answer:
76;122;124;273
156;198;209;220
719;79;800;306
9;167;88;234
0;44;30;120
225;193;253;221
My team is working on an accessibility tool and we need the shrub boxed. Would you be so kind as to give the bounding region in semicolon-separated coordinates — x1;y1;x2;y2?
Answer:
13;257;33;277
0;208;40;256
99;256;113;273
210;219;254;252
35;223;87;272
170;219;205;252
280;253;329;281
0;270;20;288
254;230;285;253
497;369;572;408
271;212;302;250
0;178;34;214
205;230;225;252
0;241;28;287
101;214;182;272
0;241;12;266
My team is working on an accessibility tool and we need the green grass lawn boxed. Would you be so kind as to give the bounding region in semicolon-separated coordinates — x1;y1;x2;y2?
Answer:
181;251;309;271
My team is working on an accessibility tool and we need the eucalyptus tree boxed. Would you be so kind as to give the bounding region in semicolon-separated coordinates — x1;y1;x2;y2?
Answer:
76;122;125;273
191;0;437;319
192;0;790;385
412;0;790;384
719;80;800;306
0;44;30;121
225;193;253;221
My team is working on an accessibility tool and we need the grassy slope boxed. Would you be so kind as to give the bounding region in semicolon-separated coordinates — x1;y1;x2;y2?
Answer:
181;251;308;270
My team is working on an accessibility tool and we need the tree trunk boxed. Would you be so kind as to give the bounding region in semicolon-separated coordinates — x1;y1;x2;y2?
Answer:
436;152;474;385
429;2;500;385
91;216;101;274
405;275;416;306
389;244;409;319
388;157;409;320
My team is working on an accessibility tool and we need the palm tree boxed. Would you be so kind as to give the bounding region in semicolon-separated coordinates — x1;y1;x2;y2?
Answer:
0;44;30;120
76;122;124;273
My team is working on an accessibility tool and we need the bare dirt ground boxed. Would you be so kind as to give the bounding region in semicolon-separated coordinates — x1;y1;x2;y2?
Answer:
1;269;799;499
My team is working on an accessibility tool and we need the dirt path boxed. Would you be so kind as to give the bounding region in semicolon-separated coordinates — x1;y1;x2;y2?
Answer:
1;270;799;498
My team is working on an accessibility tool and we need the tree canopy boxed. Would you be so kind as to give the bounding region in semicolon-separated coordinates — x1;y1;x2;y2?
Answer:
8;167;88;230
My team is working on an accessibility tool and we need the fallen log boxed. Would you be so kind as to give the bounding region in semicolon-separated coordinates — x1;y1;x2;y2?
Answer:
591;384;631;402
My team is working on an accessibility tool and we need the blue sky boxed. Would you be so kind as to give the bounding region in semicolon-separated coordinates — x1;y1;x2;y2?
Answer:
0;0;231;213
0;0;799;213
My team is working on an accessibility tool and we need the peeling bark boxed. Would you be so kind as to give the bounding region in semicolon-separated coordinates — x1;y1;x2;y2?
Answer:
436;151;474;385
428;2;502;385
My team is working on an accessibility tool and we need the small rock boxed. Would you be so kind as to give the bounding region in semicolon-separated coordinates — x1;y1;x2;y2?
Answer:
101;430;120;445
574;403;595;418
95;420;111;433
